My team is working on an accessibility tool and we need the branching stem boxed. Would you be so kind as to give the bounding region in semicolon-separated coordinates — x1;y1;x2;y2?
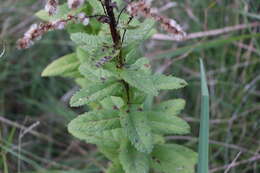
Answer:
104;0;130;104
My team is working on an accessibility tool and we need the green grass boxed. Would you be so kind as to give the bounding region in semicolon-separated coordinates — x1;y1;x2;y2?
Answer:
1;0;260;172
197;59;209;173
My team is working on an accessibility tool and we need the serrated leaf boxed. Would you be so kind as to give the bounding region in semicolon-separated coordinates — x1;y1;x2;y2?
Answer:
79;62;114;82
71;33;109;52
119;141;150;173
41;53;79;77
121;70;158;96
129;57;151;74
76;47;91;63
68;110;120;139
106;162;124;173
151;144;197;173
75;77;92;88
153;74;187;90
101;96;125;110
88;0;104;14
83;128;124;147
99;145;120;162
120;110;153;153
122;19;156;44
148;111;190;135
124;45;141;64
70;81;121;107
154;99;186;115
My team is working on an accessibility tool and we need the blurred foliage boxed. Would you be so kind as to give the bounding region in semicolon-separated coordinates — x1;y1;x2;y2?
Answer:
0;0;259;173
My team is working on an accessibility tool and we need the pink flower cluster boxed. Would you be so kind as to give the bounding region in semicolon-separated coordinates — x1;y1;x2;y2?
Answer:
45;0;85;15
127;1;186;41
45;0;59;15
68;0;85;9
17;13;89;49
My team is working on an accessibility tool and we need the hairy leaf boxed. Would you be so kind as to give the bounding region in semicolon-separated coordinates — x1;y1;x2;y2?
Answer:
71;33;110;52
119;141;150;173
154;99;186;115
129;57;151;74
120;110;153;153
75;77;92;88
121;70;158;96
68;110;120;138
41;53;79;77
88;0;104;14
79;62;114;82
76;47;91;63
151;144;197;173
70;81;121;107
148;111;190;135
101;96;125;110
99;145;120;162
106;162;124;173
122;19;156;45
83;128;124;147
153;74;187;90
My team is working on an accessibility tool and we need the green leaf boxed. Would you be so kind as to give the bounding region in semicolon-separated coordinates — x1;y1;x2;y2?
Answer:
152;74;187;90
101;96;125;110
75;77;92;88
197;59;209;173
99;145;120;162
88;0;104;14
79;62;114;82
106;162;124;173
120;110;153;153
121;70;158;96
129;57;151;74
119;141;150;173
154;99;186;115
122;19;156;45
148;111;190;135
83;128;124;147
71;33;110;52
41;53;79;77
151;144;197;173
76;47;91;63
70;81;122;107
68;110;120;139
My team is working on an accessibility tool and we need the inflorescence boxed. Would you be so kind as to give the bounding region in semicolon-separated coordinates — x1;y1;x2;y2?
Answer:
17;0;186;49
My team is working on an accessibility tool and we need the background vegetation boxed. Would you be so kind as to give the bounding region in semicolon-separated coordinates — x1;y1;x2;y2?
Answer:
0;0;259;172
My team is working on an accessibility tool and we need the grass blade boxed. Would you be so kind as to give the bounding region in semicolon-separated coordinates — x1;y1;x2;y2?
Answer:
197;59;209;173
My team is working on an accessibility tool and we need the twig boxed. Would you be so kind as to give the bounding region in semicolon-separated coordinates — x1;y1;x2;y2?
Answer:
224;151;242;173
152;22;260;41
155;49;192;74
158;2;177;12
234;42;260;56
166;136;255;154
18;121;40;173
0;116;65;146
210;154;260;173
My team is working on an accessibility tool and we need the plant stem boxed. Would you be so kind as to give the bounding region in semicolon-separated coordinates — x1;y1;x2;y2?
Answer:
104;0;130;104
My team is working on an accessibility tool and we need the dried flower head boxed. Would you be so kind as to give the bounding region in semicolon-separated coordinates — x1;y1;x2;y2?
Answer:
127;0;186;41
77;13;90;26
52;20;67;30
45;0;59;15
68;0;85;9
17;12;91;49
